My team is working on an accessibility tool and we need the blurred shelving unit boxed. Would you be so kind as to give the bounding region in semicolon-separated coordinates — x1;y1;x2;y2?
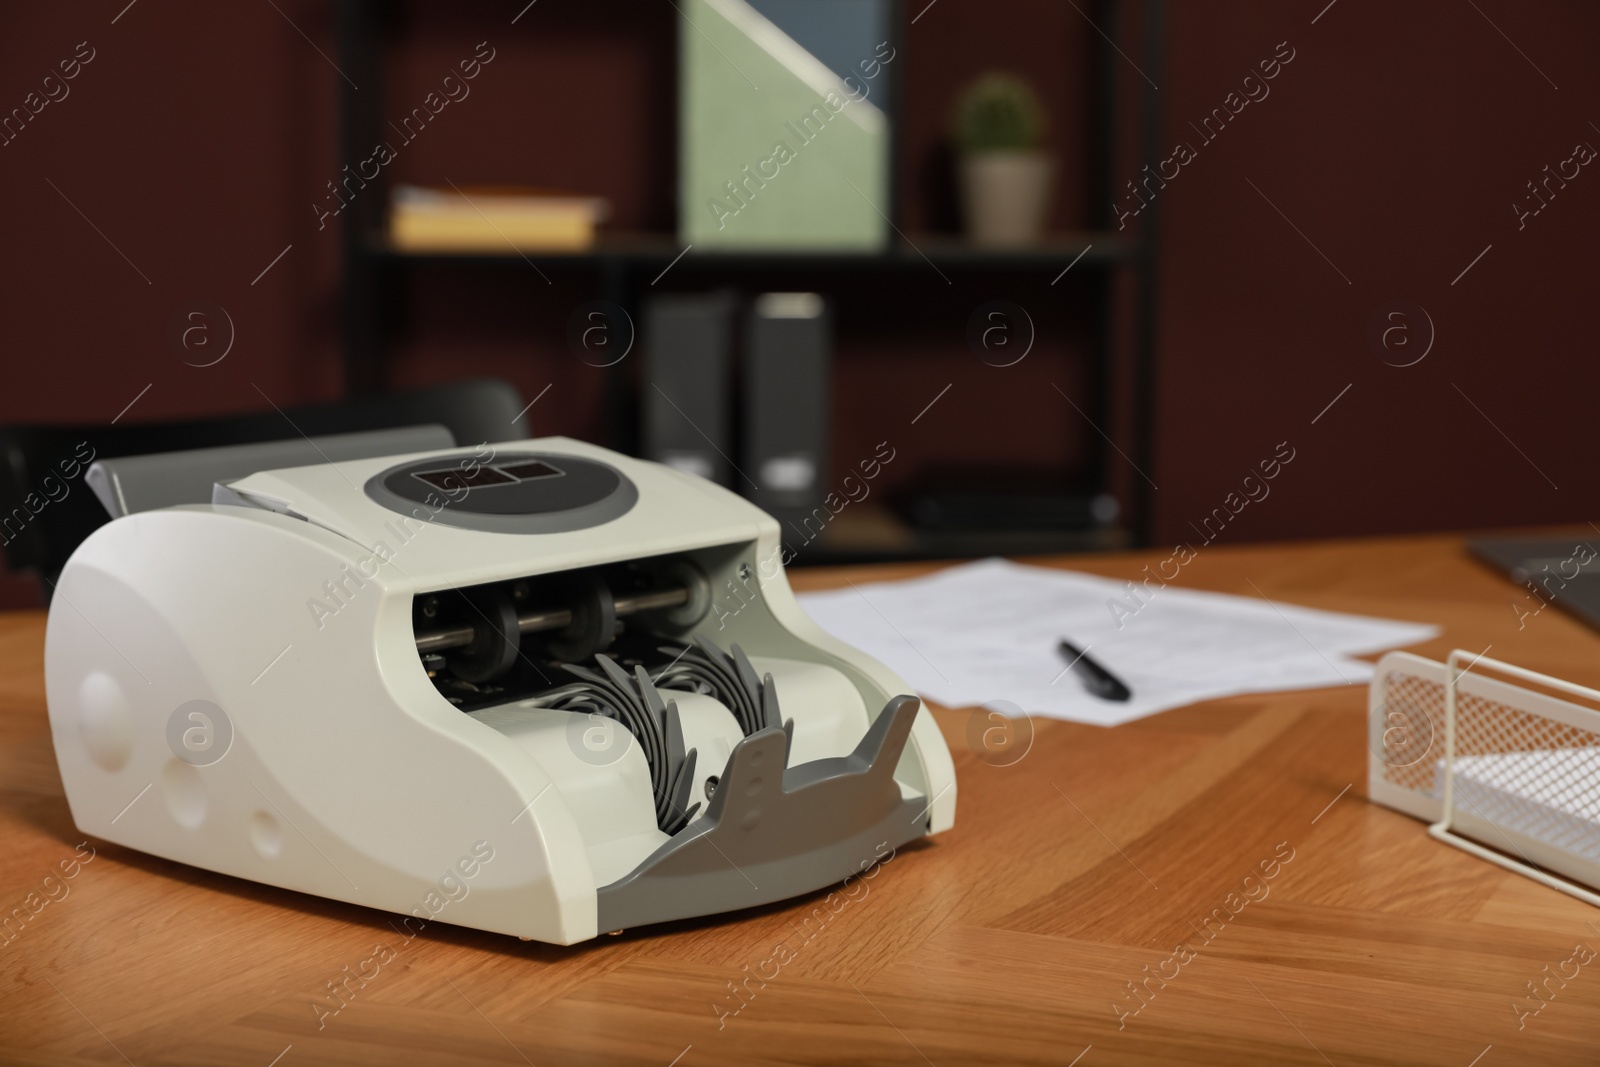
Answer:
335;0;1166;558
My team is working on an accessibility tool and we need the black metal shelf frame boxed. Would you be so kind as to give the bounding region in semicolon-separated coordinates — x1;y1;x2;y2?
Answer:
335;0;1165;544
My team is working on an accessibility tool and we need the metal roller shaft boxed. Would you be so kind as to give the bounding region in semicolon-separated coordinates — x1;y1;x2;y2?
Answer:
414;584;691;654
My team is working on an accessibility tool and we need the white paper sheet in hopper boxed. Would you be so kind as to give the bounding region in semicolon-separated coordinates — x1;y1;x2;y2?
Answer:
796;558;1440;726
1434;749;1600;863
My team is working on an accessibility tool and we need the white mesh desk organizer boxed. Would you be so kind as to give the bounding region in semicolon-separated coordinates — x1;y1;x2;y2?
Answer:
1369;650;1600;906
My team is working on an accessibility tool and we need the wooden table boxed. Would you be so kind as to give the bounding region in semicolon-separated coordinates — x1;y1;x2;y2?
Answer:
4;534;1599;1066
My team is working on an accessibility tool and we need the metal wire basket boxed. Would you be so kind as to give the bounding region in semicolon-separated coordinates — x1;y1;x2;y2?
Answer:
1368;649;1600;906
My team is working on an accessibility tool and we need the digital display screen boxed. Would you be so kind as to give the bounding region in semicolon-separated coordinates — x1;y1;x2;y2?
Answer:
413;466;516;491
497;460;564;481
373;451;628;527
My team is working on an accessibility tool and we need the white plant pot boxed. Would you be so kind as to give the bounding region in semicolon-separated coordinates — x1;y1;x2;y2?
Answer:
959;152;1054;247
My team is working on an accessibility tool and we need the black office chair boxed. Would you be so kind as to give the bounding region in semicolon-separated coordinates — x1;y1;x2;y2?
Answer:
0;378;528;596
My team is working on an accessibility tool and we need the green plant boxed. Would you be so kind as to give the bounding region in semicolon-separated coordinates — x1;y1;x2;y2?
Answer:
954;74;1046;154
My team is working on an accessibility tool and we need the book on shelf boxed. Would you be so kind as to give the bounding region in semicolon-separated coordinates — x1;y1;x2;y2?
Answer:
388;184;610;253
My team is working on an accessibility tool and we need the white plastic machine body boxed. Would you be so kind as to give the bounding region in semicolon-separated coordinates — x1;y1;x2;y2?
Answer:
45;437;955;945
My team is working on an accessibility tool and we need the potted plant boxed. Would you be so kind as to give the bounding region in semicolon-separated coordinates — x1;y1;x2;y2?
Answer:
954;74;1053;246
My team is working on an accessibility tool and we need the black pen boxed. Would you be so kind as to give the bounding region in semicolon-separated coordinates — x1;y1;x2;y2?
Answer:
1057;639;1132;702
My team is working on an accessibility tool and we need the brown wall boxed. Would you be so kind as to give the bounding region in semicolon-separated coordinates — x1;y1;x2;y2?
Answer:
2;0;1597;608
1151;0;1600;549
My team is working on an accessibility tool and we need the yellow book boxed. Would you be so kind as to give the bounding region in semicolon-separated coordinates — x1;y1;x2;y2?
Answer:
389;185;609;253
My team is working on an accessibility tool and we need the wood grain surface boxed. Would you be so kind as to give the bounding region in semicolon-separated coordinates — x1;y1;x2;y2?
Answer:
4;533;1599;1066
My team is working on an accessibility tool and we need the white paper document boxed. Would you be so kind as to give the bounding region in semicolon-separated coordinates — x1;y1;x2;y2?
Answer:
796;558;1440;726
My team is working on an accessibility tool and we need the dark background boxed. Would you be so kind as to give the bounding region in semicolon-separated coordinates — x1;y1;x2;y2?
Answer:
2;0;1596;609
